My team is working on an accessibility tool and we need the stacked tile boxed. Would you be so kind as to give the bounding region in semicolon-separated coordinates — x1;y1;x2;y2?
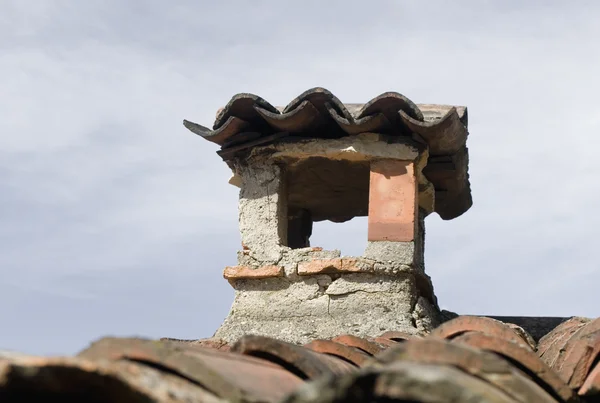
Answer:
0;316;599;402
183;87;472;220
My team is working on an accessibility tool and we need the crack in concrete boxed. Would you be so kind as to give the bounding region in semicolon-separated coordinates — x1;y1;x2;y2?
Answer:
327;289;394;297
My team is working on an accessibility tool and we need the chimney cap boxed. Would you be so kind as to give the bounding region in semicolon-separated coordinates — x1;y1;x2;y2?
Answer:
184;87;471;219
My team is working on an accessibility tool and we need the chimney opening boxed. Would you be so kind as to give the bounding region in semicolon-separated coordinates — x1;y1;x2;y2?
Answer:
284;157;370;251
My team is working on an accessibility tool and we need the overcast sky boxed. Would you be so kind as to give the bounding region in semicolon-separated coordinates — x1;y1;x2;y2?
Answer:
1;1;599;356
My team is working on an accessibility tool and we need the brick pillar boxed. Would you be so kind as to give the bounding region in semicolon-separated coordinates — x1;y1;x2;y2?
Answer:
368;160;418;242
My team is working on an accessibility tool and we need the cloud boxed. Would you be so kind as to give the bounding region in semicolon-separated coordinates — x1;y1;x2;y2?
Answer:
1;0;599;354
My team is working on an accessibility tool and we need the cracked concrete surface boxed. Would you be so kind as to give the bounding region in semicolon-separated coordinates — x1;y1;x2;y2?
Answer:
236;161;287;263
214;272;439;344
215;139;440;344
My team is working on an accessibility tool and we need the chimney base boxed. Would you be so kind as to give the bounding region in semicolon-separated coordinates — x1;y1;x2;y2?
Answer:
214;270;440;345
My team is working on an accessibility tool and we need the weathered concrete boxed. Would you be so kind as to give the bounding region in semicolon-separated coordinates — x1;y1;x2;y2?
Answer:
237;247;342;277
364;241;417;266
364;210;426;270
236;162;287;263
268;133;420;162
412;296;441;332
216;136;440;344
214;273;437;344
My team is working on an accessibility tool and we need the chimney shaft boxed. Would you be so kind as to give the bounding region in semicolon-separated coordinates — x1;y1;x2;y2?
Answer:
215;134;438;344
183;88;471;344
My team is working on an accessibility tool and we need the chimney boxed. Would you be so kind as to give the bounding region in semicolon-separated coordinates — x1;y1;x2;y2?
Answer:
184;88;472;344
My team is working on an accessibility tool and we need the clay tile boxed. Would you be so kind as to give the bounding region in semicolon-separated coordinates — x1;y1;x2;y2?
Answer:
193;338;231;352
297;259;342;275
551;317;600;389
223;265;283;279
453;331;577;403
331;335;386;356
579;361;600;397
0;356;218;402
304;340;369;367
232;335;356;379
369;338;557;402
372;362;518;403
159;337;230;352
538;317;590;368
372;337;401;348
378;330;421;342
505;323;537;351
77;337;303;402
430;315;534;350
285;361;519;403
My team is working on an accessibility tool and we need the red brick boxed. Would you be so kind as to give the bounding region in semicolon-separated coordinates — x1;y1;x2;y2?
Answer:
368;160;417;242
223;265;283;279
340;258;372;272
298;259;341;275
297;259;369;275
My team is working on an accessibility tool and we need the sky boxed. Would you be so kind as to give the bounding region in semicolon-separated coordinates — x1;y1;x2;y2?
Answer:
1;0;599;356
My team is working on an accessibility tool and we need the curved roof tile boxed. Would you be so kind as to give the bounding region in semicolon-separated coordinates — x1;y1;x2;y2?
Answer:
4;315;600;402
452;332;577;402
430;316;536;351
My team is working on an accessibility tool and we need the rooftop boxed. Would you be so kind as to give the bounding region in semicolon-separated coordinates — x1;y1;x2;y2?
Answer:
1;315;599;402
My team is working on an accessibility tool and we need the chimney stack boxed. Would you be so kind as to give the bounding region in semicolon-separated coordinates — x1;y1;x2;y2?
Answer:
184;88;472;344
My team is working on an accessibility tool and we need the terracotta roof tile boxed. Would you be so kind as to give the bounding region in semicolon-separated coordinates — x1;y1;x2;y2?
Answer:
192;338;231;352
285;361;519;403
538;317;591;368
77;337;303;402
505;323;538;351
431;315;536;350
369;337;557;402
579;361;600;397
330;335;387;356
159;337;231;352
231;335;356;380
378;330;423;342
303;340;369;367
452;331;577;402
371;336;402;348
488;316;572;342
5;315;600;401
0;355;221;402
550;317;600;389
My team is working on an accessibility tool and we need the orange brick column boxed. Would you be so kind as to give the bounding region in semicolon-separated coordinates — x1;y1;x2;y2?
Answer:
368;160;418;242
